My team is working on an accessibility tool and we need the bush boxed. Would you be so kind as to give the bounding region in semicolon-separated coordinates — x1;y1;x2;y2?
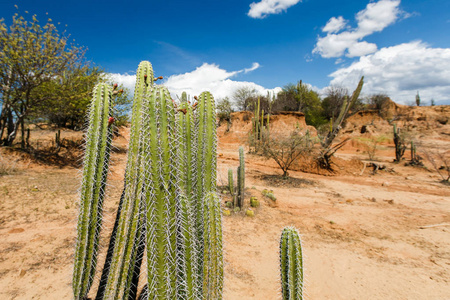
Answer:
260;128;315;177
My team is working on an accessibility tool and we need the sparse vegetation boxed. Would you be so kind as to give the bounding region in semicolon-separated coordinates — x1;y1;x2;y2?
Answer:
317;76;364;170
261;128;315;177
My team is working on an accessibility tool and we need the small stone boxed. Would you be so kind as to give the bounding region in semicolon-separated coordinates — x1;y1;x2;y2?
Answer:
18;269;26;277
382;182;390;187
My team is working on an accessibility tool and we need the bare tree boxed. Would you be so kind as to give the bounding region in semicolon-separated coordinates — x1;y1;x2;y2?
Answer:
232;86;257;111
261;128;314;177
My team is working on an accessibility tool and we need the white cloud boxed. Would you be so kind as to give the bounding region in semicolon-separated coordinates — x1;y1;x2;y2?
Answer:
322;16;347;33
165;63;280;101
248;0;301;19
328;41;450;104
107;73;136;92
313;0;403;58
244;62;261;73
109;63;280;104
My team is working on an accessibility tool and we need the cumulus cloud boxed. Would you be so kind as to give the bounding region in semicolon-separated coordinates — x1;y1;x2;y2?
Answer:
248;0;301;19
165;63;280;101
322;16;347;33
313;0;403;58
107;73;136;92
109;63;280;105
328;41;450;104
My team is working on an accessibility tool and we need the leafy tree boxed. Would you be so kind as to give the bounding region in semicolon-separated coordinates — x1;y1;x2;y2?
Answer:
415;91;421;106
32;63;103;129
273;80;325;127
216;96;233;126
0;9;85;145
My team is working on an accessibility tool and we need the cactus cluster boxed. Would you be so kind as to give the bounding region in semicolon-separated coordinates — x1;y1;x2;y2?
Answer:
73;61;222;300
250;97;270;153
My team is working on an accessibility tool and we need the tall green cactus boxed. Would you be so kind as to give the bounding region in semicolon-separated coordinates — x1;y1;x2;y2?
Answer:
193;91;217;287
237;146;245;208
101;61;154;299
141;86;178;299
280;227;304;300
73;82;113;300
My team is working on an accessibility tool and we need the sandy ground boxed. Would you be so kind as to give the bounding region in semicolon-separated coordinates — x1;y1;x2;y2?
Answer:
0;119;449;299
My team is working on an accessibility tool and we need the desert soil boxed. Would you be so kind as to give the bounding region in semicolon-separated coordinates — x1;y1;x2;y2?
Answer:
0;109;449;299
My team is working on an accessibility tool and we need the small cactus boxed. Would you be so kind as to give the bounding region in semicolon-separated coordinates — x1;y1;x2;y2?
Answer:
237;146;245;208
280;227;304;300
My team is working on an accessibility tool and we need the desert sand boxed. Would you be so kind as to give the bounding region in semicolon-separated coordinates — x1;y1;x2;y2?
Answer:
0;105;449;299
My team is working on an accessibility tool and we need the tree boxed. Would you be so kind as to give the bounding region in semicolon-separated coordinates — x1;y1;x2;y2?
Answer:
232;86;257;111
261;128;314;177
0;9;86;145
216;96;233;129
32;63;104;129
273;80;325;127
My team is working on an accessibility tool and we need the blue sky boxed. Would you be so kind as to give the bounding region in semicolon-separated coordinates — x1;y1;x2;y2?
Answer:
1;0;450;104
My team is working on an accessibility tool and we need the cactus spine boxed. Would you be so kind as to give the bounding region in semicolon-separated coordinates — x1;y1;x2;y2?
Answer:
237;146;245;208
73;82;113;300
280;227;304;300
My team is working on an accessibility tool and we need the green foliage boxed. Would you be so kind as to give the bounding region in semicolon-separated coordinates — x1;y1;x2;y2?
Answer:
280;227;304;300
32;64;104;129
416;91;421;106
0;9;87;145
217;96;233;126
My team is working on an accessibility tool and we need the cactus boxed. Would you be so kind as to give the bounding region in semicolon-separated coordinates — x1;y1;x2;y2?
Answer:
175;99;199;299
393;124;406;162
73;61;223;300
100;61;154;299
202;192;223;299
193;91;217;288
141;86;178;299
73;82;113;300
236;146;245;208
319;77;364;170
280;227;304;300
228;168;234;196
